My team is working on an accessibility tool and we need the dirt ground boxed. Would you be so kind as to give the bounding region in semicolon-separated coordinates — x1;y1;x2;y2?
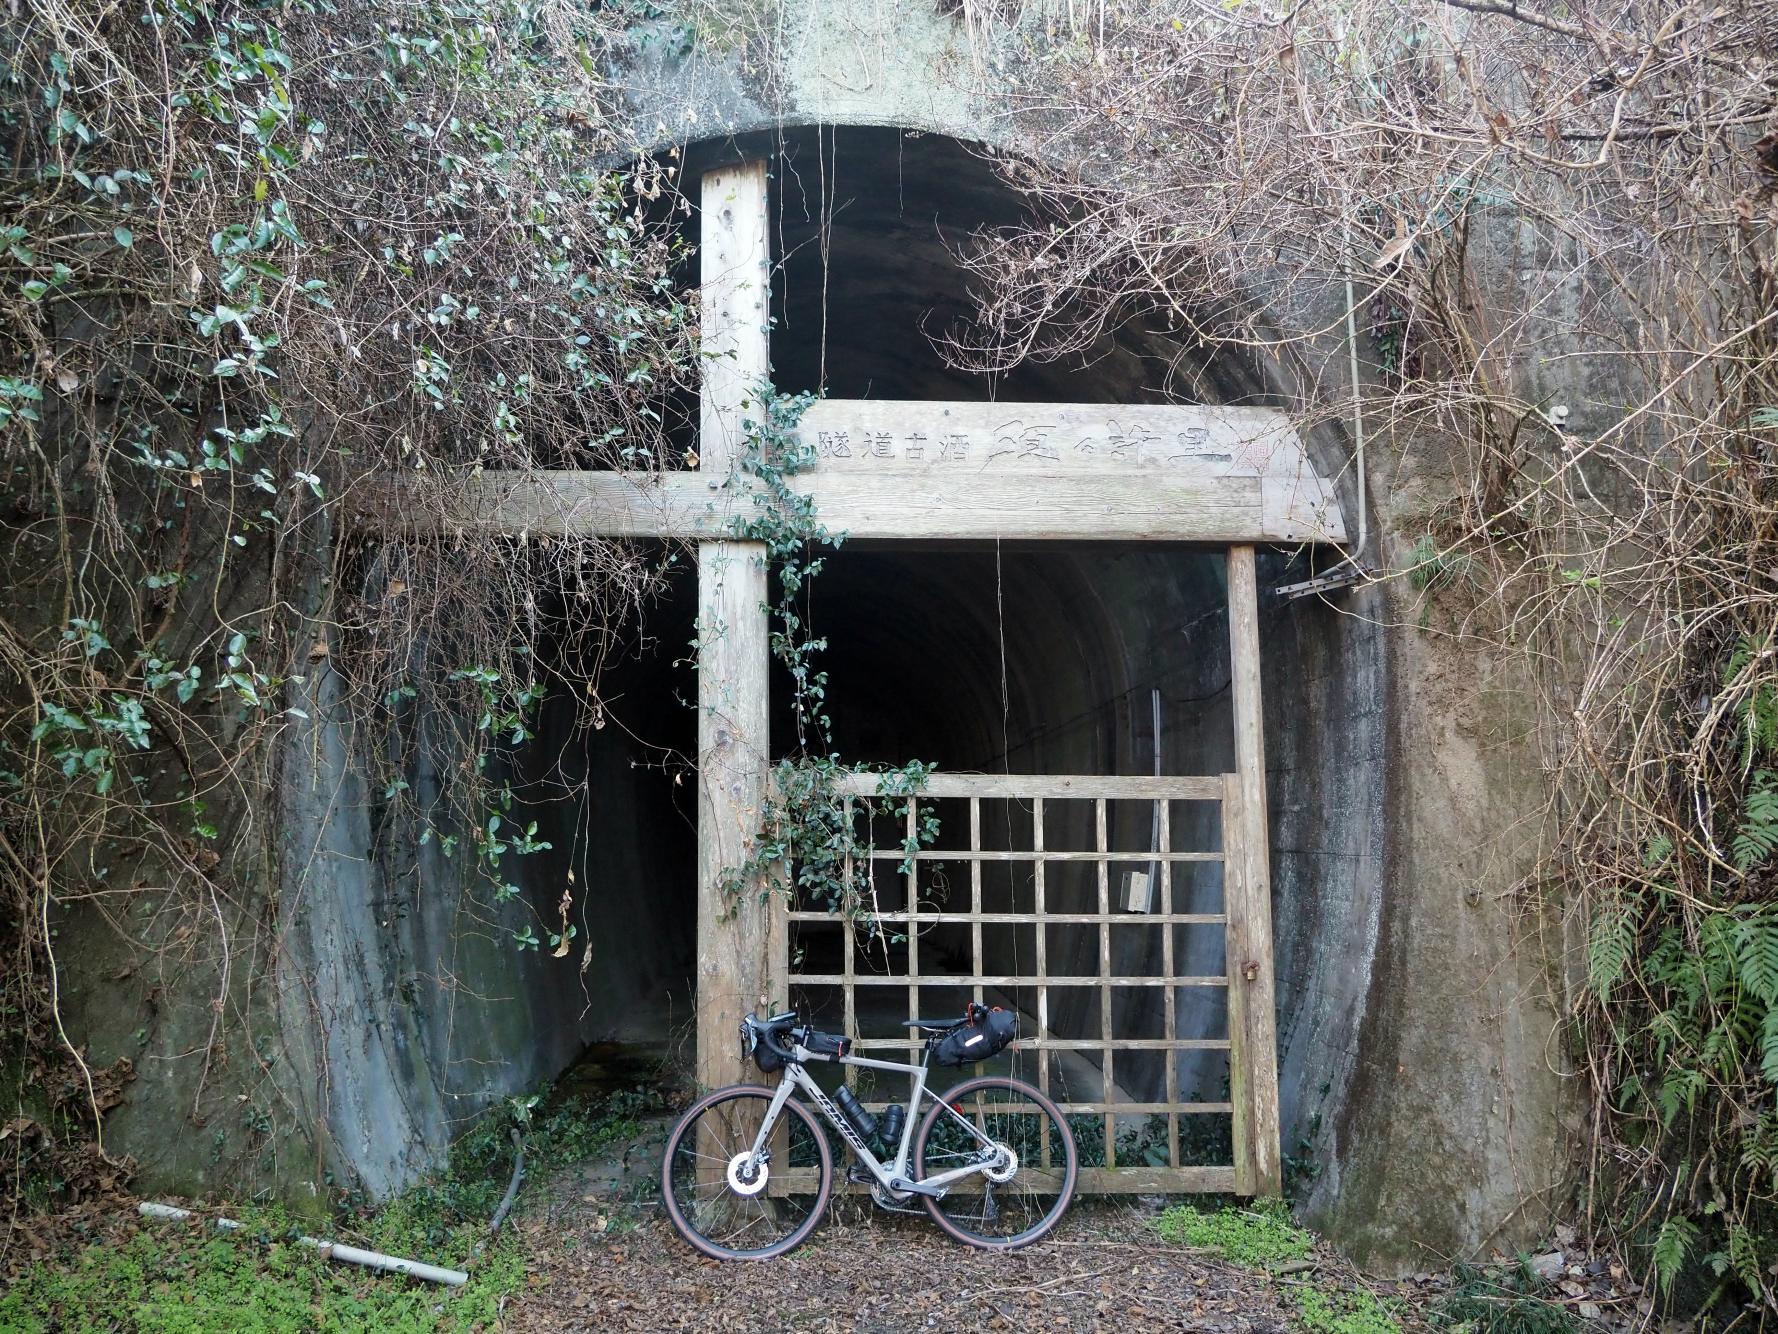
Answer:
501;1204;1329;1333
494;1093;1406;1332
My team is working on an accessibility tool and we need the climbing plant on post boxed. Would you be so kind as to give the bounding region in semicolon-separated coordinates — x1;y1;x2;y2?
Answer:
722;384;942;972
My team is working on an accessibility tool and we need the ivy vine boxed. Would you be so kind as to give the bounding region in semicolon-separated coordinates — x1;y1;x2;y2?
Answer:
718;387;941;954
2;0;698;1184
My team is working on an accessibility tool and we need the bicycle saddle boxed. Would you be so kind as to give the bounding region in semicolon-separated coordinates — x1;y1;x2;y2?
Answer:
900;1018;962;1033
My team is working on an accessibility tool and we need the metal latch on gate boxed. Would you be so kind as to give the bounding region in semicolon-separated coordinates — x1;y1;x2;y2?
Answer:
1242;961;1261;982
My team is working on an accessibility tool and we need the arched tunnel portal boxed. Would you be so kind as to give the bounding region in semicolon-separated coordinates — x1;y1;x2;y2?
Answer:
507;127;1386;1184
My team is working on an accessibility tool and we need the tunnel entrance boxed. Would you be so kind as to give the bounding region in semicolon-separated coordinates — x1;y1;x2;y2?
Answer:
407;131;1373;1198
522;537;1286;1192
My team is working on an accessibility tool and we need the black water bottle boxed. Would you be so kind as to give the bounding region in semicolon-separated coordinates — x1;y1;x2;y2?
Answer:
878;1103;906;1151
833;1085;878;1141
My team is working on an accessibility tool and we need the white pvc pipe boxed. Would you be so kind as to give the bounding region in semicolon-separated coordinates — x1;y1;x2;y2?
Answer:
138;1201;468;1287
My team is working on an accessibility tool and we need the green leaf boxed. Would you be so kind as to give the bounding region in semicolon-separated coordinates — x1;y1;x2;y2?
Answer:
1654;1215;1698;1292
1736;915;1778;1005
113;226;134;249
1588;896;1637;998
1760;1006;1778;1084
1728;1221;1761;1288
1734;772;1778;871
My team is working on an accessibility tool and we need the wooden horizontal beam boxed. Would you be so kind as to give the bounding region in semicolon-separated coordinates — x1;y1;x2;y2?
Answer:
786;973;1228;987
797;399;1307;478
1075;1166;1237;1193
350;467;1340;545
794;398;1345;543
828;772;1228;800
846;849;1221;863
835;1037;1233;1051
786;912;1228;924
780;1165;1238;1195
348;396;1347;545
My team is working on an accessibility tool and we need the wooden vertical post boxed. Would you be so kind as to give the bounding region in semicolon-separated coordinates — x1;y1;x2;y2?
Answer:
1225;545;1282;1196
1221;775;1256;1195
695;160;779;1093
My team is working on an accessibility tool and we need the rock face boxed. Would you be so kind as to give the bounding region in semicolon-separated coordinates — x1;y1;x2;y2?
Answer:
60;0;1580;1271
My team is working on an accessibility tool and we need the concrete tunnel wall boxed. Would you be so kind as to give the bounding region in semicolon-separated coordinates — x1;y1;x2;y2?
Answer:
495;129;1387;1198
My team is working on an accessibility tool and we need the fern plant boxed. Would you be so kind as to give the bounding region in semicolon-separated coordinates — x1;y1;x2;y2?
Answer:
1608;751;1778;1304
1725;634;1778;769
1735;771;1778;871
1654;1215;1700;1293
1587;893;1638;999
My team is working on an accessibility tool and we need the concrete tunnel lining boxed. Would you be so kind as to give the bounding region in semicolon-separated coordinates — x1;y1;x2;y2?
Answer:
491;126;1384;1197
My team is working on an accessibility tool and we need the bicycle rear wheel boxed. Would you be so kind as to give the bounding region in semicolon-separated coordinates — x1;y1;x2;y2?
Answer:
660;1084;832;1260
914;1075;1077;1249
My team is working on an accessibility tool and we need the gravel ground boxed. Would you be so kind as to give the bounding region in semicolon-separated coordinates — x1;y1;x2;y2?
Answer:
502;1205;1306;1333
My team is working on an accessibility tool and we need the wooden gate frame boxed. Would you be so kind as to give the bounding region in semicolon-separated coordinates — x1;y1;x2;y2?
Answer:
791;771;1278;1194
357;158;1340;1196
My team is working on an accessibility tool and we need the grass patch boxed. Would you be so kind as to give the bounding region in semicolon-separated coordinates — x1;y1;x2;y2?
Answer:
1294;1284;1403;1334
1430;1262;1580;1333
1152;1198;1316;1268
365;1082;665;1256
0;1207;523;1333
0;1080;664;1333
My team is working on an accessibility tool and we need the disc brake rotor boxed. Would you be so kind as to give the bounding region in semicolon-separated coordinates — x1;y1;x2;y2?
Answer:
984;1144;1019;1184
726;1152;769;1197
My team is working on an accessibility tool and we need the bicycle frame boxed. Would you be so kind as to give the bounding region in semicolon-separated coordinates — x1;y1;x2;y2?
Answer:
746;1042;1001;1199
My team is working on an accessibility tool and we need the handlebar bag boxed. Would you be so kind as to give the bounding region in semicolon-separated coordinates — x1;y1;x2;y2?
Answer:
744;1021;789;1073
804;1030;851;1059
931;1007;1017;1067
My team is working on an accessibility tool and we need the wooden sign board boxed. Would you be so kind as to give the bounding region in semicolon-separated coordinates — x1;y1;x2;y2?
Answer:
357;400;1346;547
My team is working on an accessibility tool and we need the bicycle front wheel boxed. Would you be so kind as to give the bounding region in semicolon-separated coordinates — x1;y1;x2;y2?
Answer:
660;1084;832;1260
914;1074;1077;1249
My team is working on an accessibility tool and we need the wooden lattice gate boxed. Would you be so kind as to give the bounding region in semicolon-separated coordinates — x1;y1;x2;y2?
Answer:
788;772;1281;1194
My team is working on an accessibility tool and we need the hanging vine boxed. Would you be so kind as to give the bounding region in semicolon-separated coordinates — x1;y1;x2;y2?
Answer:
718;386;941;954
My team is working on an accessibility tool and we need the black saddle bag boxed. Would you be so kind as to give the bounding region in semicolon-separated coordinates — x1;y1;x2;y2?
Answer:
931;1007;1017;1067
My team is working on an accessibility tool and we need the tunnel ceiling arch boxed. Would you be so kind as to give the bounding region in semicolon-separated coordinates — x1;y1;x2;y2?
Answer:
393;125;1350;551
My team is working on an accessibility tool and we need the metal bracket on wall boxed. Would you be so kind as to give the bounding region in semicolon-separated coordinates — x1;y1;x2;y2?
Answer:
1274;561;1369;602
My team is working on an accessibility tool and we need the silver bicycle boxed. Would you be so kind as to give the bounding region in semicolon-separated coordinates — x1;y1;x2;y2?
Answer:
660;1005;1078;1259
